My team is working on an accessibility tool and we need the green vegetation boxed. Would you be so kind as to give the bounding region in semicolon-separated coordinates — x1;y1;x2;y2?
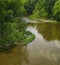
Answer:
0;0;35;49
24;0;38;15
53;0;60;21
0;0;26;49
32;0;57;19
23;0;60;22
23;31;35;45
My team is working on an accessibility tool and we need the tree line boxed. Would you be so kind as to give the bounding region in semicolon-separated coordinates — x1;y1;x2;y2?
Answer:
0;0;26;47
24;0;60;21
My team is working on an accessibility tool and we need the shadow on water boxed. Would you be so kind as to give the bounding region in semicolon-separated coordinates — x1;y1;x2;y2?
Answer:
0;44;29;65
27;22;60;41
37;23;60;41
0;44;17;54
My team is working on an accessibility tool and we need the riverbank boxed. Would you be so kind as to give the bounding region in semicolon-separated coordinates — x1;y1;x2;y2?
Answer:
0;31;35;50
23;31;35;45
24;16;58;23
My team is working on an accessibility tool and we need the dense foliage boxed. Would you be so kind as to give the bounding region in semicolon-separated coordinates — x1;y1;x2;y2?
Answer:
53;0;60;21
23;0;59;21
0;0;26;46
24;0;38;15
33;0;57;19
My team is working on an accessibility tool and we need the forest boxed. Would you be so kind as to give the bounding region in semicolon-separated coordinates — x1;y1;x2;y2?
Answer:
0;0;60;49
24;0;60;21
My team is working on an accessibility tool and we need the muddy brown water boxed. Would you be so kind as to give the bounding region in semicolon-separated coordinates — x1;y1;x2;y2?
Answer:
0;22;60;65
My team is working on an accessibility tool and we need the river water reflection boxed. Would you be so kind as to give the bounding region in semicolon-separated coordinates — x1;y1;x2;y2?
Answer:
0;22;60;65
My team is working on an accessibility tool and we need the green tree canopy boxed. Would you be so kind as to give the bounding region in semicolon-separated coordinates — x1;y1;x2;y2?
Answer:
24;0;38;14
53;0;60;21
0;0;26;46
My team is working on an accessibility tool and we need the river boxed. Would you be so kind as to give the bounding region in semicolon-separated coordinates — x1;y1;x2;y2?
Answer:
0;21;60;65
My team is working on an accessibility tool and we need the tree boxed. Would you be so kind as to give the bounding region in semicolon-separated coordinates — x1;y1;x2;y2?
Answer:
33;0;47;19
0;0;26;47
24;0;38;14
44;0;56;18
33;0;57;19
53;0;60;21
